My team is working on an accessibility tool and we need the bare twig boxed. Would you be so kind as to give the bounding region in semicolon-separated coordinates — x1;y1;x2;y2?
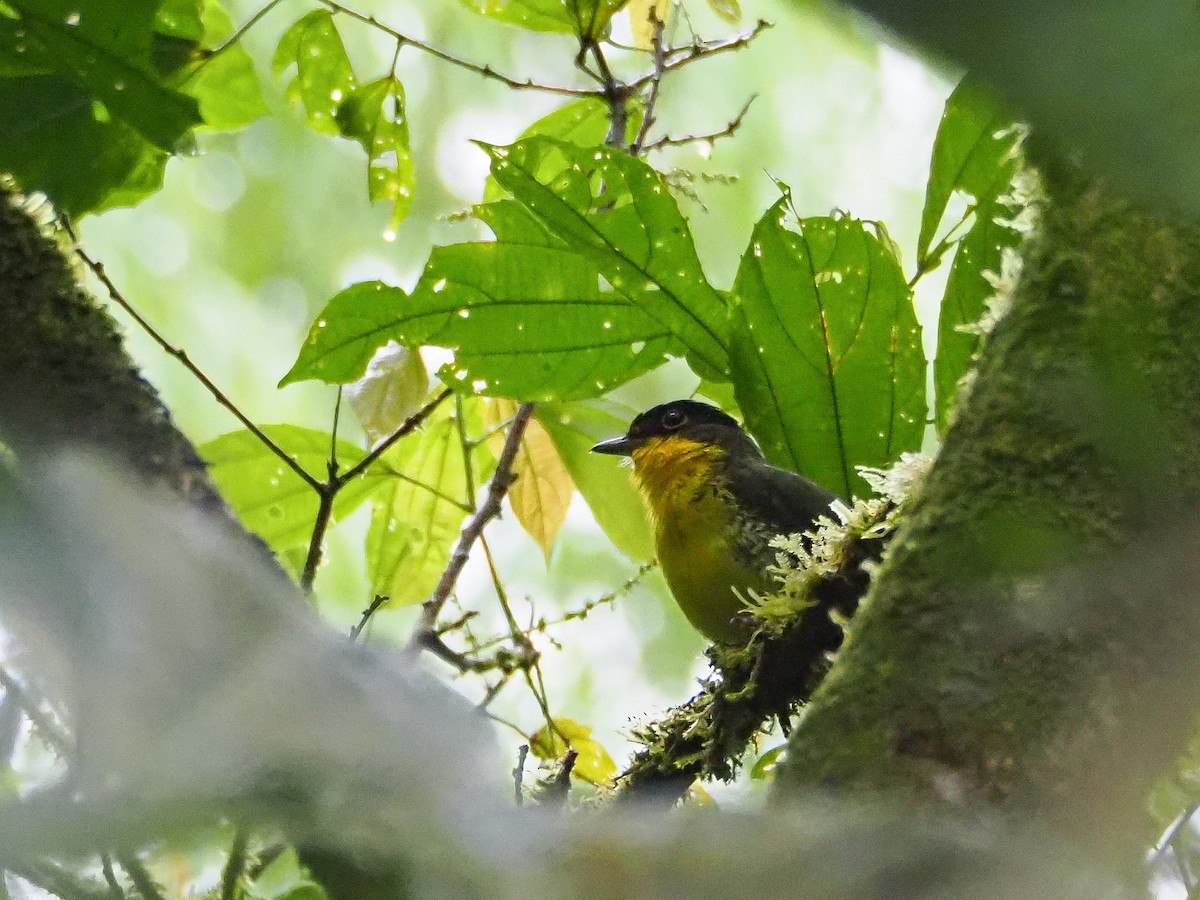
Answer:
578;38;629;148
116;854;164;900
630;14;667;155
539;749;578;810
219;829;249;900
304;388;454;591
101;855;125;899
71;243;322;494
320;1;595;97
0;668;70;753
337;388;453;484
196;0;286;72
642;95;756;152
349;594;389;641
513;744;529;807
408;403;535;643
628;19;773;90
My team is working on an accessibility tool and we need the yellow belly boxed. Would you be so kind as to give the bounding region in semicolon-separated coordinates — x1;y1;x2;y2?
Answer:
631;436;766;643
654;489;765;644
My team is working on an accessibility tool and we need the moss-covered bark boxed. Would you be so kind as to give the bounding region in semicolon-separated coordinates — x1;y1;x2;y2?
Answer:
777;161;1200;863
0;186;222;509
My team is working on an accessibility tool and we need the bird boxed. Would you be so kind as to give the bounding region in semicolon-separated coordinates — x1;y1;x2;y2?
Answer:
591;399;837;644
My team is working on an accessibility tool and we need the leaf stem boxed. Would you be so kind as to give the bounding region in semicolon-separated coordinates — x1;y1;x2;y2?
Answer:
71;241;323;493
408;403;534;646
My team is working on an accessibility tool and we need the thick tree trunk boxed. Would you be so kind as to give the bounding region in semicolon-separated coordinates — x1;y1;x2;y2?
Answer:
778;158;1200;869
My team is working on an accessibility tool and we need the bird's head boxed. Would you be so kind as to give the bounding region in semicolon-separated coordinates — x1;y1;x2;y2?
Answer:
591;400;762;492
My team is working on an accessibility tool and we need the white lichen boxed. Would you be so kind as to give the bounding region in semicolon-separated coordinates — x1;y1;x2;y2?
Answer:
750;452;933;622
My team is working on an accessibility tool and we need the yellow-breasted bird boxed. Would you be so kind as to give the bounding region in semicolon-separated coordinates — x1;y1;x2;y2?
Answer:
591;399;837;644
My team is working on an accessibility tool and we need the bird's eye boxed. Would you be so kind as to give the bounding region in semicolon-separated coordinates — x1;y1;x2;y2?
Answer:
662;409;686;430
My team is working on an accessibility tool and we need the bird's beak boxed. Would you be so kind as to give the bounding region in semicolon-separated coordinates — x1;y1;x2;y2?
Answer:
591;435;636;456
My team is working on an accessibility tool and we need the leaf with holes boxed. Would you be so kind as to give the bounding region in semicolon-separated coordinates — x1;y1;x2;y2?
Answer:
282;241;681;401
199;425;385;556
273;9;356;134
337;76;415;230
486;399;574;560
482;97;643;203
484;138;730;381
729;198;925;498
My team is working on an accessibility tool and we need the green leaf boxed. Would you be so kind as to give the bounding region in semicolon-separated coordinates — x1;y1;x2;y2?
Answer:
273;9;356;134
366;403;488;604
933;194;1023;432
0;76;168;216
921;80;1025;432
171;0;268;130
199;425;384;555
729;199;925;498
529;717;618;785
280;282;409;387
346;343;431;444
283;241;682;401
246;848;329;900
482;97;642;203
408;242;680;400
0;0;205;214
461;0;629;38
0;1;201;151
917;79;1022;264
485;138;730;380
336;76;415;231
537;400;653;561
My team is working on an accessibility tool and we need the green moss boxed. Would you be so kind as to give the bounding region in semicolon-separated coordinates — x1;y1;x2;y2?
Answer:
777;162;1200;860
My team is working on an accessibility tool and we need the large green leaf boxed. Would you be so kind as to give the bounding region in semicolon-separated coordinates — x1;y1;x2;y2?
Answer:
922;81;1025;432
0;1;200;150
484;138;730;380
200;425;384;554
282;243;681;401
538;400;653;562
934;197;1023;433
272;9;356;135
460;0;629;38
167;0;268;130
917;80;1021;263
0;0;204;214
279;282;409;387
336;76;415;232
366;403;491;605
729;199;925;498
482;97;642;202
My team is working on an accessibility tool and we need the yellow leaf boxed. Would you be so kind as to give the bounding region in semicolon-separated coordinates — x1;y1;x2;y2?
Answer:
685;782;718;807
707;0;741;23
529;718;618;786
627;0;670;50
485;399;575;560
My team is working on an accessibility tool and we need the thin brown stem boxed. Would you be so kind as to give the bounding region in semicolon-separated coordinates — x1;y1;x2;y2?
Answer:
627;19;773;90
72;244;322;493
196;0;286;72
300;488;336;594
116;854;164;900
320;0;595;97
642;95;755;152
630;14;667;154
337;388;452;485
408;402;534;643
350;594;389;641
